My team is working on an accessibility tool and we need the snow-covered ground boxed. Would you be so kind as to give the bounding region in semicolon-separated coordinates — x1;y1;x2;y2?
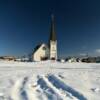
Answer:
0;61;100;100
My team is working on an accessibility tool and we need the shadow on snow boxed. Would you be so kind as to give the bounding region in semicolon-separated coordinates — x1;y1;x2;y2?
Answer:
48;75;87;100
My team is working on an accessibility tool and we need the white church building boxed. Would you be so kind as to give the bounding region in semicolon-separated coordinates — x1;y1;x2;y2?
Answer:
32;15;57;61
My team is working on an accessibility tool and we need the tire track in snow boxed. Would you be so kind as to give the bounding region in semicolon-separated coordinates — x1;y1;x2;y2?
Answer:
20;77;28;100
37;75;62;100
37;75;79;100
47;74;87;100
10;75;87;100
10;77;28;100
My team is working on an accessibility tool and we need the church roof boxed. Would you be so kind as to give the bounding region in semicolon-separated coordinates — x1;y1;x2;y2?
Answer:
33;44;42;53
33;43;48;54
50;15;56;41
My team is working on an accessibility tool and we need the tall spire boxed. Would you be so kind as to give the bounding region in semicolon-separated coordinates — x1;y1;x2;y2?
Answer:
49;14;57;60
50;14;56;41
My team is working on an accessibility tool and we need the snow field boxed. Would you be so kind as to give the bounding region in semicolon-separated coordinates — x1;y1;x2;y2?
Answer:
0;61;100;100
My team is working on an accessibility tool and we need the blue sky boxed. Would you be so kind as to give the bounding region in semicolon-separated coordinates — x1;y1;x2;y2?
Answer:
0;0;100;57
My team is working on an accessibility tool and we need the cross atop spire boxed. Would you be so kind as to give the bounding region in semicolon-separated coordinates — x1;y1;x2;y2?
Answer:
50;14;56;41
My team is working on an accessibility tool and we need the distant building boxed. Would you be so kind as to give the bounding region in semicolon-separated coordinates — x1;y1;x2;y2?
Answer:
81;57;100;63
67;57;77;63
0;56;15;61
32;15;57;61
60;59;66;63
15;58;22;62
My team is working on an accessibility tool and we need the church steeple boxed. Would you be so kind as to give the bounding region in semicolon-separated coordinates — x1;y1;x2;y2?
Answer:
49;14;57;60
50;14;56;41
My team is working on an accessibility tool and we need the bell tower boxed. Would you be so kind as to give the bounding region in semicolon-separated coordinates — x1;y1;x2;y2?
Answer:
49;15;57;60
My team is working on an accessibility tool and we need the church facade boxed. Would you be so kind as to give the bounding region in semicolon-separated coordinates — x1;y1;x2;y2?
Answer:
32;15;57;61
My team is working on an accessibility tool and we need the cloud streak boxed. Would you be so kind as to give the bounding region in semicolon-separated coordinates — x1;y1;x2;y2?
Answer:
95;49;100;53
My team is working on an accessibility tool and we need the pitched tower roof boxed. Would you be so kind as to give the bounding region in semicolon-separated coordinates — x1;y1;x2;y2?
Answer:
50;14;56;41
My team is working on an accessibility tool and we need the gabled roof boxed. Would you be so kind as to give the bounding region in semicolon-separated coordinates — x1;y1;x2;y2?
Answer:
33;43;48;54
33;44;42;53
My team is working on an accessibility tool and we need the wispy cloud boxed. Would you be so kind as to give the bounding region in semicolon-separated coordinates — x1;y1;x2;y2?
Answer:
95;49;100;53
